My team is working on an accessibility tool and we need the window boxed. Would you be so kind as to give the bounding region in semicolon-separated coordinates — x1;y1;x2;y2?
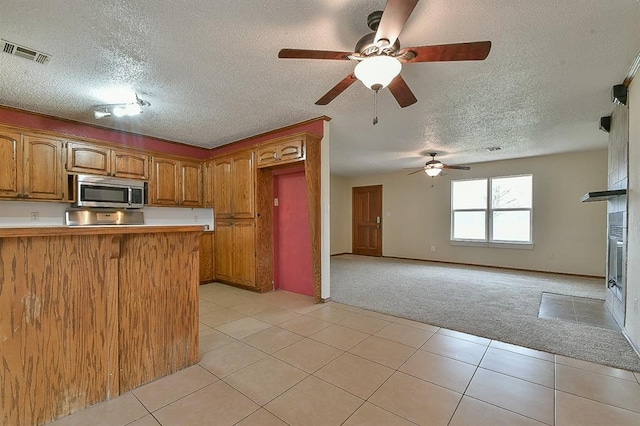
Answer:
451;175;532;245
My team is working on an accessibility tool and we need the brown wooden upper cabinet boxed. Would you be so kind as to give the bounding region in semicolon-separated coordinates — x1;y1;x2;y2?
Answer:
66;142;149;180
180;160;203;206
150;156;203;207
213;150;255;218
202;159;214;208
0;128;65;201
256;134;305;168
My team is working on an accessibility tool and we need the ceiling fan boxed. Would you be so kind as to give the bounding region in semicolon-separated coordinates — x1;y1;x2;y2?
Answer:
278;0;491;108
407;152;471;177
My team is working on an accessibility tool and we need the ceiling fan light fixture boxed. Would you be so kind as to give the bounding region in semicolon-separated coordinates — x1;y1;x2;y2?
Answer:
354;55;402;90
425;167;443;177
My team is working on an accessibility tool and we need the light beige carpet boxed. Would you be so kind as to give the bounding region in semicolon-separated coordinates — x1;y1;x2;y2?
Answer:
330;254;640;372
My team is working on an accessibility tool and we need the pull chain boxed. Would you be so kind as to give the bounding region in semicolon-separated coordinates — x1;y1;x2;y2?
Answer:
373;89;379;125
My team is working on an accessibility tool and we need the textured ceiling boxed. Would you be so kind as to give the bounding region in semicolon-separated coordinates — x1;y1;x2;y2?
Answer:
1;0;639;176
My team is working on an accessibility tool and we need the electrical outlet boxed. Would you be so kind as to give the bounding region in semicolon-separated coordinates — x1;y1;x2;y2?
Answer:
634;298;638;315
431;245;436;252
193;215;199;223
30;212;39;222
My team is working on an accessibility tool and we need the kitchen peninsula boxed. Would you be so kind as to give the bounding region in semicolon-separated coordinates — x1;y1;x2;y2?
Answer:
0;225;204;426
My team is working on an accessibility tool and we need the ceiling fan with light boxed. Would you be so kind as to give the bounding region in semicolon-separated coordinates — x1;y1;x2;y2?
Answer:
407;152;471;177
278;0;491;110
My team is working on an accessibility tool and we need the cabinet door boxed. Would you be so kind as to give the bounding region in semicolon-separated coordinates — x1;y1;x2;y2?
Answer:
214;221;234;281
0;130;22;197
256;145;278;167
66;142;110;175
111;150;149;179
203;160;214;208
233;221;256;286
278;138;305;163
199;232;215;284
23;136;64;200
232;151;255;218
151;157;180;205
180;161;203;207
213;157;232;218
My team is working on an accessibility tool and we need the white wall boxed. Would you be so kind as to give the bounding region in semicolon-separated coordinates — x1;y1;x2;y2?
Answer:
330;174;351;254
626;78;640;349
331;149;608;276
321;121;331;300
0;201;67;226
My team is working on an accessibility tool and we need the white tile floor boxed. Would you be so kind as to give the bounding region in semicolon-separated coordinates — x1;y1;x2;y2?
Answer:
48;283;640;426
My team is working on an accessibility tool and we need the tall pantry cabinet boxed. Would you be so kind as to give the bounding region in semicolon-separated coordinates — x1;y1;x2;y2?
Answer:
213;149;257;287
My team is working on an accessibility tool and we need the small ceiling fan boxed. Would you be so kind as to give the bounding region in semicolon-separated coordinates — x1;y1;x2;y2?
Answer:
407;153;471;177
278;0;491;108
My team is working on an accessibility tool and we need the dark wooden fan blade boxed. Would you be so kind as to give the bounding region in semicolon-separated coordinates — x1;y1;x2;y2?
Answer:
443;165;471;170
388;75;417;108
315;74;358;105
375;0;419;48
278;49;353;60
399;41;492;63
407;168;425;176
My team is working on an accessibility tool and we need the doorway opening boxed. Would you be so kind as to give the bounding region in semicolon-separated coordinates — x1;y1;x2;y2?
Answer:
273;169;314;296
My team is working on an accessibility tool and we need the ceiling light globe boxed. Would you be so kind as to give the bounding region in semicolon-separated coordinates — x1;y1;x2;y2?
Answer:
94;110;110;119
112;106;127;117
425;167;442;177
354;55;402;90
125;103;142;116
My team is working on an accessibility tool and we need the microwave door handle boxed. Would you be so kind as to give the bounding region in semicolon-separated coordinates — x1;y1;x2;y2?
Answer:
128;187;132;206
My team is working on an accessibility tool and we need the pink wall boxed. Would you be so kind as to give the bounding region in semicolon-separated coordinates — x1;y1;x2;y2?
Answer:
273;168;314;296
0;107;208;159
0;107;326;160
210;119;325;157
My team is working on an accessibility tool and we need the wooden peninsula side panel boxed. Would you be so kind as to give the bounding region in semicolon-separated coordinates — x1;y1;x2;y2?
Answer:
0;226;202;426
0;234;120;426
118;231;200;392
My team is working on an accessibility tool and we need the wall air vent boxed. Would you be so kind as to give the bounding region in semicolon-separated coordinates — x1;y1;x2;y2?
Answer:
1;39;51;64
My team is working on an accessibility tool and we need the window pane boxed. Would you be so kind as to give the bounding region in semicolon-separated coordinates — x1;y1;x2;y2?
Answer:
492;175;532;209
452;179;487;210
453;211;486;240
492;211;531;242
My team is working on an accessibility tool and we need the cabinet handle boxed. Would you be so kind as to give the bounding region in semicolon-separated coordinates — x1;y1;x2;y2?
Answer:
23;194;30;198
273;152;277;159
17;193;23;198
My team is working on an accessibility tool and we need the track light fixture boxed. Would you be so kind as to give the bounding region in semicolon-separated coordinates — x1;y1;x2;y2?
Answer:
611;84;627;106
93;94;150;119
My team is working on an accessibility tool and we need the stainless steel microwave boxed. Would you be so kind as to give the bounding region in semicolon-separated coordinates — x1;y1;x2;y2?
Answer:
74;174;145;209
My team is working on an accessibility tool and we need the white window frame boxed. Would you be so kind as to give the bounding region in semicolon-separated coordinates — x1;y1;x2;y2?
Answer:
450;174;533;249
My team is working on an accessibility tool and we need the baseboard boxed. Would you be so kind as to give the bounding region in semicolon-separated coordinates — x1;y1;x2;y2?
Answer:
622;328;640;360
330;252;351;256
378;255;605;280
214;280;263;293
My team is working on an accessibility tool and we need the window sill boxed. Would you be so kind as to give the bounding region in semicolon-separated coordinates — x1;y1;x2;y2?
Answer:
450;240;534;250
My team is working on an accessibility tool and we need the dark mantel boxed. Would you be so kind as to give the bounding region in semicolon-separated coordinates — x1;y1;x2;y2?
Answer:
580;189;627;202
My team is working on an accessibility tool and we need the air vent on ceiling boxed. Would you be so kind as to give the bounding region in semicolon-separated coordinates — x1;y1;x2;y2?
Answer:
1;39;51;64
